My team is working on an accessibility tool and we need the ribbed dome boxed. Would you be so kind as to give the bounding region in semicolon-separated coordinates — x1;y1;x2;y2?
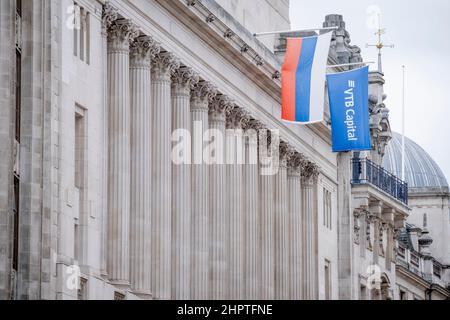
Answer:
383;132;448;189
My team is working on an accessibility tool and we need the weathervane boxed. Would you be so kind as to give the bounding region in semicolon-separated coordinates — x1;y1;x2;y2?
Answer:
366;14;394;73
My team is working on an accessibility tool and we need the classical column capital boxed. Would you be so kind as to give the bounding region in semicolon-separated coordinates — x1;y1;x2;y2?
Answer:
152;52;181;80
287;152;306;176
301;161;320;182
279;141;294;168
244;118;265;131
130;36;160;68
107;19;140;52
172;66;200;93
102;2;118;34
226;107;249;129
191;81;217;107
209;95;234;123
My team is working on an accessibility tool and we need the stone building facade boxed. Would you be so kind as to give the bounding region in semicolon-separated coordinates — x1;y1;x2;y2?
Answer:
0;0;448;300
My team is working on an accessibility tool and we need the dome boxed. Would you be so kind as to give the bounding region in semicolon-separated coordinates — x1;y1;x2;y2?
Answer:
382;132;448;189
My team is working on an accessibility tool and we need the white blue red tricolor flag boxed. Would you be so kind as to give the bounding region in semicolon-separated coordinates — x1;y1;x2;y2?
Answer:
281;33;332;124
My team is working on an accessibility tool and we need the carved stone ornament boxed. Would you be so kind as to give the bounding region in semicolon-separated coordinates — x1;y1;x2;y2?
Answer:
102;2;118;33
191;81;217;106
130;36;160;68
172;67;200;92
107;19;140;52
152;52;181;79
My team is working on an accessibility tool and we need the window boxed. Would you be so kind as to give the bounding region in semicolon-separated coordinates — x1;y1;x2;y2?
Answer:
12;176;20;271
75;110;86;189
74;106;86;263
324;260;332;300
73;3;90;64
323;188;332;229
398;245;406;259
433;263;441;279
399;290;407;300
15;0;22;142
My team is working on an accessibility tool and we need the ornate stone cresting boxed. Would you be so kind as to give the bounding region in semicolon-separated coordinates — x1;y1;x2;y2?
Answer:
130;36;160;68
102;2;118;34
353;209;363;245
107;19;140;52
323;14;362;65
368;73;392;164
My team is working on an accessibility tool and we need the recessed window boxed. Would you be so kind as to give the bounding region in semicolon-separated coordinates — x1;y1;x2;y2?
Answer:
323;188;332;229
399;290;407;300
324;260;332;300
73;3;90;64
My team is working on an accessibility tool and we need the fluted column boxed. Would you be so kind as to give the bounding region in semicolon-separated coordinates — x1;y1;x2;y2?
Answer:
288;153;305;300
209;95;232;299
106;18;139;286
150;52;180;299
190;81;216;300
244;120;262;300
301;162;319;299
129;36;159;298
274;142;292;300
101;1;118;278
171;67;199;299
260;130;275;300
226;107;247;299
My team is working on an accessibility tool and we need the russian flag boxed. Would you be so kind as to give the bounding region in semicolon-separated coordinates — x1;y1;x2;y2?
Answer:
282;33;332;124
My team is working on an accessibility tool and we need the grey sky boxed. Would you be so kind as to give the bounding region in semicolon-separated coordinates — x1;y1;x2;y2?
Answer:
289;0;450;183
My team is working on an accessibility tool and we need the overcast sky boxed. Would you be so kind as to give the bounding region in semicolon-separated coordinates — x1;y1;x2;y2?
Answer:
289;0;450;183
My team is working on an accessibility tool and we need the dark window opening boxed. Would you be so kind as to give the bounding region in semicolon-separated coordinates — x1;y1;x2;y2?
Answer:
12;176;19;271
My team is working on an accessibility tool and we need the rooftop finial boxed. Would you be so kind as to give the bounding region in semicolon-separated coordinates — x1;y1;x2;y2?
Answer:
366;14;394;73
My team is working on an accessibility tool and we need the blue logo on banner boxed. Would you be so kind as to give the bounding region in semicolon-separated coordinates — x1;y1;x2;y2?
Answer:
327;66;371;152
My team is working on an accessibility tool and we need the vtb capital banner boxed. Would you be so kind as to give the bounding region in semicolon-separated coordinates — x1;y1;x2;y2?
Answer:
326;66;371;152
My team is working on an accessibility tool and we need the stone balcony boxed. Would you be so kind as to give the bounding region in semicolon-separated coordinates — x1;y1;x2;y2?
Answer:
352;157;408;205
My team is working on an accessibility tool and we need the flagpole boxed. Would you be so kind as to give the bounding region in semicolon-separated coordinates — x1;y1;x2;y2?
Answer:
253;26;338;37
401;65;406;181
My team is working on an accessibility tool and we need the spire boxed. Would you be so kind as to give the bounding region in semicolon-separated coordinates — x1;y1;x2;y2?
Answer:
366;14;394;73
